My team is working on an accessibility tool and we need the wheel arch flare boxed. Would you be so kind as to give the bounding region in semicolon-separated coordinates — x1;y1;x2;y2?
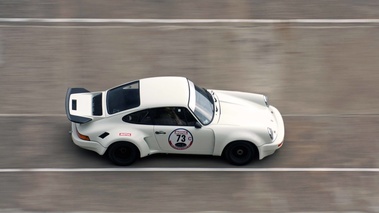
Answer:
212;128;266;157
100;128;151;158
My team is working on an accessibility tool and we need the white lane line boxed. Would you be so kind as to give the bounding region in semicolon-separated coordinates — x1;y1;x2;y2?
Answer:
283;113;379;117
1;18;379;24
0;114;65;117
0;168;379;173
1;113;379;117
0;25;378;30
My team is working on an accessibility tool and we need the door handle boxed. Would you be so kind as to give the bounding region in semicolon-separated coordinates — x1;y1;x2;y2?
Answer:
155;131;166;135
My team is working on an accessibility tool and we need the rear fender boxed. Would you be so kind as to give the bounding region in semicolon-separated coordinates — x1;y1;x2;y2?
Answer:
101;128;151;158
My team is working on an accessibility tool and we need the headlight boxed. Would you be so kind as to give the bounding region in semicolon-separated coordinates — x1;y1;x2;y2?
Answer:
267;127;274;141
263;95;269;107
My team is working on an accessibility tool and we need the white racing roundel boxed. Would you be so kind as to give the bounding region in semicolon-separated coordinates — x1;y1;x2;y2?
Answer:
168;128;193;150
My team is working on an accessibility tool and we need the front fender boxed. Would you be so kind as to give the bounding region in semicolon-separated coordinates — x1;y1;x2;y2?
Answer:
212;127;267;157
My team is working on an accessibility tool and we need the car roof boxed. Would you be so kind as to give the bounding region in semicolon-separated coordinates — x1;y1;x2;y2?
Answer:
139;76;190;108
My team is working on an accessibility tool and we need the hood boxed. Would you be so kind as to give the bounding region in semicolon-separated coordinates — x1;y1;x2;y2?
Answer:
215;91;275;129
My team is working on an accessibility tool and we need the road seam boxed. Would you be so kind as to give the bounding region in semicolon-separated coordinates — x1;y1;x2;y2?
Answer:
0;168;379;172
2;18;379;24
1;113;379;117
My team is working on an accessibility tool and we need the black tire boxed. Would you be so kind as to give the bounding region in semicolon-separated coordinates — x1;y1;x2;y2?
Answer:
107;142;140;166
224;141;256;166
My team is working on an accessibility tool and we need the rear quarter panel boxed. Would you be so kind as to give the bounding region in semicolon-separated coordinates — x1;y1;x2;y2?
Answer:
79;114;155;158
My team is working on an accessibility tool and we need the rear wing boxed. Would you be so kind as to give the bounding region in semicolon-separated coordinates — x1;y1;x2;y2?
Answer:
65;88;93;124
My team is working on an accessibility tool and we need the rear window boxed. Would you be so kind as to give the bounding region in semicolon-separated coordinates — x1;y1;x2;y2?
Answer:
106;81;140;114
92;93;103;116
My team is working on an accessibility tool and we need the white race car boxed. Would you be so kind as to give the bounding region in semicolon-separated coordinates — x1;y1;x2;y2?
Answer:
65;76;284;166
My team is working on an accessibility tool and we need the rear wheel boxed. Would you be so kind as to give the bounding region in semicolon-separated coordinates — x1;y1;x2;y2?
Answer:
108;142;140;166
224;141;256;166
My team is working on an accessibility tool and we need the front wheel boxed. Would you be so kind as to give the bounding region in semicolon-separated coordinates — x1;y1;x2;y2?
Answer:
108;142;140;166
224;141;256;166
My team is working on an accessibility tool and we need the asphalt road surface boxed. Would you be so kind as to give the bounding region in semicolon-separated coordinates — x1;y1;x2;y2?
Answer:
2;0;379;19
1;1;379;212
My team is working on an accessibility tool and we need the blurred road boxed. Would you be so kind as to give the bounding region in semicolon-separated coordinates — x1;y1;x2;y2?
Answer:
1;1;379;212
2;0;379;19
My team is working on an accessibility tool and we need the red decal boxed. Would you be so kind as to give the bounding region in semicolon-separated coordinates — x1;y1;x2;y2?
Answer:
119;133;131;136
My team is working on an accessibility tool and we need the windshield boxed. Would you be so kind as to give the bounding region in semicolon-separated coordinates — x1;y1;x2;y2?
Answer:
188;81;214;125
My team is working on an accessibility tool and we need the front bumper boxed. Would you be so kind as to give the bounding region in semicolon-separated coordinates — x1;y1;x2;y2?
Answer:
258;106;285;159
71;123;107;155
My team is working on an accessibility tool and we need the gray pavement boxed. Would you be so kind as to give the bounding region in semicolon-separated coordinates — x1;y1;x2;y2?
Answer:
1;25;379;115
1;171;378;212
1;1;379;213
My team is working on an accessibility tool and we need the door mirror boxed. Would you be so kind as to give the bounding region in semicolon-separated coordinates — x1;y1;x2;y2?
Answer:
194;122;202;129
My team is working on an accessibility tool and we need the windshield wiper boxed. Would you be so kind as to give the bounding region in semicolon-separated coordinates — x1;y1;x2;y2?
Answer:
203;88;218;114
203;87;214;103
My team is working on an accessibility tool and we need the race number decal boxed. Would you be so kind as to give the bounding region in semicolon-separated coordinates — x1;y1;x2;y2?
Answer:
168;128;193;150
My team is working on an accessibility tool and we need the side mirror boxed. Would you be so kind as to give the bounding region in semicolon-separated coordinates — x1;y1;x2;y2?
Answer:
194;122;202;129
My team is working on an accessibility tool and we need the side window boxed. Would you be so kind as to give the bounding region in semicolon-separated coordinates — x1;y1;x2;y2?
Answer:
183;108;197;126
107;81;140;114
154;107;197;126
122;109;153;125
123;107;199;126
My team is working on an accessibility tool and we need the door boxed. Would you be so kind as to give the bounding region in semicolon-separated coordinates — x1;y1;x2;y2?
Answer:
153;107;215;154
